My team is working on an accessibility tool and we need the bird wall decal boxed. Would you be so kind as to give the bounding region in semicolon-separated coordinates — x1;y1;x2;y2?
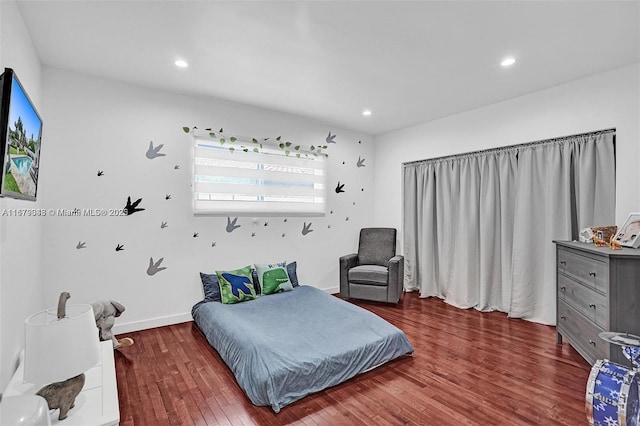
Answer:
115;244;125;252
146;141;166;159
357;157;366;167
147;257;166;276
76;241;86;249
124;196;145;215
97;170;104;176
161;222;168;229
335;181;345;193
226;217;241;233
326;132;337;144
302;222;314;236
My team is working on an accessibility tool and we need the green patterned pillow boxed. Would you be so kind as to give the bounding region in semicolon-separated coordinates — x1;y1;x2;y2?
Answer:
254;262;294;295
215;265;257;304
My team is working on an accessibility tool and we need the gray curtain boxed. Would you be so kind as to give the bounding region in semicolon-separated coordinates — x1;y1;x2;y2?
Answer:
403;131;615;325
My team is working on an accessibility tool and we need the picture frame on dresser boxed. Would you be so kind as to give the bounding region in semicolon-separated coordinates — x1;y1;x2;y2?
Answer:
613;212;640;248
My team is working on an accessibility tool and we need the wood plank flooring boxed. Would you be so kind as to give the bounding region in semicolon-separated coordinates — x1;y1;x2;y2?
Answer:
115;292;593;425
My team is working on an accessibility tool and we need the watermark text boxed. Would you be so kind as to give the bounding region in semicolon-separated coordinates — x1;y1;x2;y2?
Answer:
1;208;127;217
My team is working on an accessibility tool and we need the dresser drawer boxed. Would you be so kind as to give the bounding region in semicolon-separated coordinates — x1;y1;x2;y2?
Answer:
557;274;608;329
557;299;609;364
557;248;608;294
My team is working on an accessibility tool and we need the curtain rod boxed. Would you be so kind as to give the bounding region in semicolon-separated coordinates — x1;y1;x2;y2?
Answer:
402;128;616;167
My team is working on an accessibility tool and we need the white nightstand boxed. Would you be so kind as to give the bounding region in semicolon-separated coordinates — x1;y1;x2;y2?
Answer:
3;341;120;426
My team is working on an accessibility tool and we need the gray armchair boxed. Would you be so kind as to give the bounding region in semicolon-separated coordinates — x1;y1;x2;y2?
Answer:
339;228;404;304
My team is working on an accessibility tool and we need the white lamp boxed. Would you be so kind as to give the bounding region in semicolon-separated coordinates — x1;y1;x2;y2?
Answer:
23;293;101;420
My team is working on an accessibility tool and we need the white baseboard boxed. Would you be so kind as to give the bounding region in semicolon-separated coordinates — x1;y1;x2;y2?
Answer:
322;285;339;295
113;312;193;335
112;285;340;335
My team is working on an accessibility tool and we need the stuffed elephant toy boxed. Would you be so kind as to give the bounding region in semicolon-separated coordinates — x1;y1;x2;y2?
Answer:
91;300;134;349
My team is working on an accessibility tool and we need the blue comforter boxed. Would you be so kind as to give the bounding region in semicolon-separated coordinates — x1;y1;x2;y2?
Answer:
192;285;414;412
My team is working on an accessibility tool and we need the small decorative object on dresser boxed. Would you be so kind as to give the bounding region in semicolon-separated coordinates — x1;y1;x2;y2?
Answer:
613;212;640;248
590;225;618;245
555;241;640;366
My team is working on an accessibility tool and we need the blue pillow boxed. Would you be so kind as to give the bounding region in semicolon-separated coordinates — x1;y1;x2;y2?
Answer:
287;261;299;287
199;272;221;302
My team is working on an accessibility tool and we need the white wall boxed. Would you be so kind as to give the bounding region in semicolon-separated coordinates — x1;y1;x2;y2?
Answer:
39;68;375;334
373;64;640;242
0;0;45;392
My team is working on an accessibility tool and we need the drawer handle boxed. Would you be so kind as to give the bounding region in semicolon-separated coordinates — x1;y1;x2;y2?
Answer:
589;272;597;277
589;303;596;309
560;286;566;292
560;261;567;265
589;340;596;346
560;316;567;321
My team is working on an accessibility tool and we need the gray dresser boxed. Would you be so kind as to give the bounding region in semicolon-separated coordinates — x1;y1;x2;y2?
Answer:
555;241;640;366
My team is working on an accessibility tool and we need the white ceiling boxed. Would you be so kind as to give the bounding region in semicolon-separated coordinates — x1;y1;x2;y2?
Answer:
16;1;640;136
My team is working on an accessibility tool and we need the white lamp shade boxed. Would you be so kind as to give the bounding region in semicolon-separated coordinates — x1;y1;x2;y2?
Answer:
24;304;101;385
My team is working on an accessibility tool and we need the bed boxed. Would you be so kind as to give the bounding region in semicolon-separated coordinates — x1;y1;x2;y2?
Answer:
192;285;414;412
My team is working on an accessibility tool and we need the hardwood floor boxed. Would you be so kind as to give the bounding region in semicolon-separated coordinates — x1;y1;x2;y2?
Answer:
115;292;592;425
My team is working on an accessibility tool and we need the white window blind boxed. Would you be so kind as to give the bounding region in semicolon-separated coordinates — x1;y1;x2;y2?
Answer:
193;136;327;216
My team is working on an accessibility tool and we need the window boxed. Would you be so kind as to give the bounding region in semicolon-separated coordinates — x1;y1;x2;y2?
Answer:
193;135;326;216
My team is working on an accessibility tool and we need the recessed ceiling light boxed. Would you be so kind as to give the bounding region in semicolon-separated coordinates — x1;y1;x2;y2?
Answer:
501;57;516;67
174;59;189;68
362;110;372;117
